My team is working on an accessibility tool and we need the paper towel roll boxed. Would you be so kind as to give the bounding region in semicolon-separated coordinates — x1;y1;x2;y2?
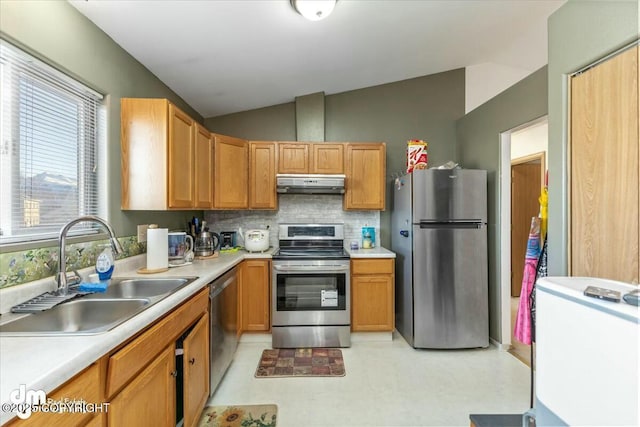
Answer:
147;228;168;270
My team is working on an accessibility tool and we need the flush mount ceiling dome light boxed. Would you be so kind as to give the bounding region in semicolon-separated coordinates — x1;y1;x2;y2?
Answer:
291;0;337;21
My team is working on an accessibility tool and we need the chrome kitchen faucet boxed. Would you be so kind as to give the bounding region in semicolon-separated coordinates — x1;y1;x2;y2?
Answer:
56;215;124;296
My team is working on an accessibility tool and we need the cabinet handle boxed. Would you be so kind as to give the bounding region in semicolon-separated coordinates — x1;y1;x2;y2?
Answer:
189;358;196;365
170;370;178;378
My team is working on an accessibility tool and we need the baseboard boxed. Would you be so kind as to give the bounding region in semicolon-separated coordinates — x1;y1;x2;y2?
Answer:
351;331;393;342
490;337;512;351
239;331;394;344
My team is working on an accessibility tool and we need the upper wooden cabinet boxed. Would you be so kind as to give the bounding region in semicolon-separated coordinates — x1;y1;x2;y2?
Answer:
249;141;277;209
194;124;214;209
214;133;248;209
344;143;386;210
278;143;309;173
570;46;639;283
121;98;197;210
278;142;345;174
312;144;344;174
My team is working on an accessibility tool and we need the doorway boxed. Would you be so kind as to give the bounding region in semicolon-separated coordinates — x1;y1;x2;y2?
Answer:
499;116;548;364
511;152;545;297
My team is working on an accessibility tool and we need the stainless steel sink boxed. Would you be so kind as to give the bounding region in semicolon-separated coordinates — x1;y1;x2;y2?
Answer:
0;276;199;336
90;277;195;299
0;299;150;335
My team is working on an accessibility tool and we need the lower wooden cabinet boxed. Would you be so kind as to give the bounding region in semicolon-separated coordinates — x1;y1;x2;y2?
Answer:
6;363;102;427
108;345;176;427
239;259;271;333
182;314;210;427
351;258;395;332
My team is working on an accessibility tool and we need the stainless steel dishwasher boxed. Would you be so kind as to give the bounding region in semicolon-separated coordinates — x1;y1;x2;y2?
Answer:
209;266;238;395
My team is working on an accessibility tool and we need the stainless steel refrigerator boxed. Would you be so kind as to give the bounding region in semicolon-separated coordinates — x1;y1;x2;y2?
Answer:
391;169;488;349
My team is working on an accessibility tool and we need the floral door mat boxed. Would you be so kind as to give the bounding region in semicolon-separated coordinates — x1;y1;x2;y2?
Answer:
255;348;345;377
198;404;277;427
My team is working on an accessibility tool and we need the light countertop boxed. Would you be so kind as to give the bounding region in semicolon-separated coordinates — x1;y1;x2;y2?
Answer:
345;246;396;258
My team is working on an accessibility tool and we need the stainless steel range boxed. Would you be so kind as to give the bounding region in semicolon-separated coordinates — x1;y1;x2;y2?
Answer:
271;223;350;348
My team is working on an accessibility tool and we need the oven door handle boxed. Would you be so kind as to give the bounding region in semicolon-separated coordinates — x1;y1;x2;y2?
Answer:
273;265;350;272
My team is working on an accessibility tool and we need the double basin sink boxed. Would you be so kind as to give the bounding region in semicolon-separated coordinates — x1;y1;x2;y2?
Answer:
0;277;198;336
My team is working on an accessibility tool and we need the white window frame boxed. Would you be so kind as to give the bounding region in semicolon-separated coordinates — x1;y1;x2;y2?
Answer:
0;39;105;248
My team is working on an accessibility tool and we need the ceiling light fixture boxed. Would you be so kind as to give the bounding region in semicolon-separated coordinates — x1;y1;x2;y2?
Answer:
291;0;337;21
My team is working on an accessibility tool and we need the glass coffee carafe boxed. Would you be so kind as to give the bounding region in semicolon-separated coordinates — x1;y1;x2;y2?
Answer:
194;231;220;257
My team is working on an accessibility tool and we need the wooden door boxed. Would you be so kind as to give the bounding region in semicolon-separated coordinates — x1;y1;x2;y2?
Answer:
311;143;344;174
168;104;195;208
183;314;210;427
344;143;386;210
278;143;309;173
511;159;542;296
249;141;277;209
214;134;248;209
570;46;639;282
239;260;270;332
108;345;176;427
194;124;214;209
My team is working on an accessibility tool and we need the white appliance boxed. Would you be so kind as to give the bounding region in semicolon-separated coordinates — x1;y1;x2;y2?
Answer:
244;229;270;252
535;276;639;426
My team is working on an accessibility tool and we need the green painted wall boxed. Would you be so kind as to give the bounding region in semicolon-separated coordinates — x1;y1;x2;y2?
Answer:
205;102;296;141
0;0;204;240
455;67;548;342
205;69;465;248
547;0;638;276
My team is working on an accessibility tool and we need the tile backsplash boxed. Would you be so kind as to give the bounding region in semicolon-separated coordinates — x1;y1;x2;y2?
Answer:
205;194;380;248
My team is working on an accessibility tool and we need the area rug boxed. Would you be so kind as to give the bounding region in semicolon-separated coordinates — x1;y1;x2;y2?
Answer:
198;404;277;427
255;348;345;377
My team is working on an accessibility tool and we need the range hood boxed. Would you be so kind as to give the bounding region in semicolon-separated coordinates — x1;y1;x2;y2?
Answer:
276;174;345;194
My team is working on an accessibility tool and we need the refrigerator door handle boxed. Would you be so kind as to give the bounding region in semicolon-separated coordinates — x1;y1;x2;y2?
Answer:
418;221;484;229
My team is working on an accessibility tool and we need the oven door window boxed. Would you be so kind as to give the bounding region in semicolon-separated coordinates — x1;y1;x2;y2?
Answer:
276;273;346;311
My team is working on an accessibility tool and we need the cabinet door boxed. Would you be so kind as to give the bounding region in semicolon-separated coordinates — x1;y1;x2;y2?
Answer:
168;104;195;208
183;314;210;427
239;260;271;332
312;143;344;174
108;345;176;427
214;134;248;209
120;98;169;210
345;143;386;210
278;143;309;174
570;46;639;282
249;141;277;209
6;364;101;427
351;274;394;332
194;124;214;209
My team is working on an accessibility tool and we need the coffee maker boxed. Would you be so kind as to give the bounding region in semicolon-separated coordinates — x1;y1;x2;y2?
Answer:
219;231;236;250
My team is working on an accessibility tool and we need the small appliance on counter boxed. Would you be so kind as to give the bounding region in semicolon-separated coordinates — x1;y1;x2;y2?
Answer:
244;229;270;252
220;231;237;250
194;230;220;257
361;227;376;249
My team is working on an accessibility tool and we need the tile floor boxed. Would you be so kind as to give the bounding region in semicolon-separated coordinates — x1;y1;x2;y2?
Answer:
207;333;532;426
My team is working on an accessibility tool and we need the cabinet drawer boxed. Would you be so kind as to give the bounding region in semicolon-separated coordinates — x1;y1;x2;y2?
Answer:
106;288;208;398
7;364;100;427
351;258;394;275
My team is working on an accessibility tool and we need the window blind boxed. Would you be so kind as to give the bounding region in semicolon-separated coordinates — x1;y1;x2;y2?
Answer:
0;39;104;244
